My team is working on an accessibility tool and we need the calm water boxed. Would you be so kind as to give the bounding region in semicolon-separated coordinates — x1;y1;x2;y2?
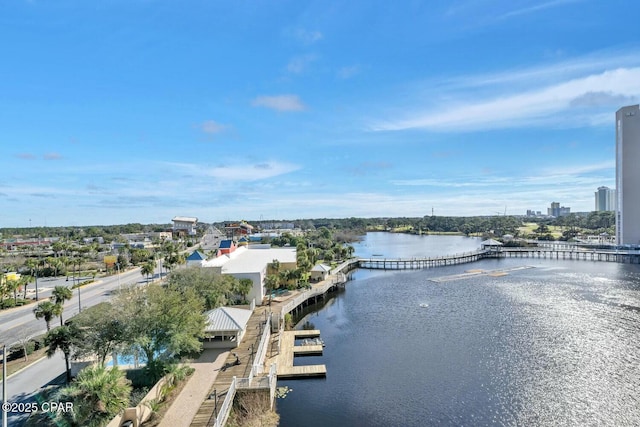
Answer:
277;233;640;426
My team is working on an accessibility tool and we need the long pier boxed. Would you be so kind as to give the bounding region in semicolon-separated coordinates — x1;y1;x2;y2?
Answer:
276;246;640;323
358;250;496;270
355;247;640;271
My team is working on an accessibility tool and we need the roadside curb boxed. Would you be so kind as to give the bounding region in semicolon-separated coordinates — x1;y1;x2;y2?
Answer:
5;353;49;380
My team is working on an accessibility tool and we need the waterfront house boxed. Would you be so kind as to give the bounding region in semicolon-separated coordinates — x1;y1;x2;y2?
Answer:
310;264;331;282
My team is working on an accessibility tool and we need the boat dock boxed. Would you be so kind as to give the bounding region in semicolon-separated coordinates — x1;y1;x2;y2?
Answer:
274;330;327;379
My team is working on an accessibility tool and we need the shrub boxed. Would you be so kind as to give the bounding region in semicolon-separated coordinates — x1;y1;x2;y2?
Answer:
2;299;16;309
129;386;150;407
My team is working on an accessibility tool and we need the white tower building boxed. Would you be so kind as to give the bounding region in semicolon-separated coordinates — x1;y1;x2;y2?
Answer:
616;105;640;245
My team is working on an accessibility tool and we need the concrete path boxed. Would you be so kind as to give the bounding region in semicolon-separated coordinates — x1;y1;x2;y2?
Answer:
158;349;229;427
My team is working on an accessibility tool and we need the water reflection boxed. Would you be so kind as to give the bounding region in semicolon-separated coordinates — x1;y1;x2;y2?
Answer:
277;233;640;426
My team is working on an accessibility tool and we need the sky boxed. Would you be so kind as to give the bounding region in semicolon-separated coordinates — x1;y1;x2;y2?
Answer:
2;0;640;227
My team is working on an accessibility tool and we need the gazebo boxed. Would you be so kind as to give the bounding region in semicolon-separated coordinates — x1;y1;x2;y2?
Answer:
203;307;252;349
310;264;331;282
481;239;504;252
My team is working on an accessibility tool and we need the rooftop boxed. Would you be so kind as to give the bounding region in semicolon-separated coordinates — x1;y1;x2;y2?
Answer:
172;216;198;223
204;306;252;333
222;246;297;274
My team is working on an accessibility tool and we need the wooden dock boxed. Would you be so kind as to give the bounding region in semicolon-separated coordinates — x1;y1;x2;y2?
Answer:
190;307;269;427
275;330;326;379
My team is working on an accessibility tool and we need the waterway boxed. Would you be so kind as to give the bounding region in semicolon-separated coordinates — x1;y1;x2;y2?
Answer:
277;232;640;426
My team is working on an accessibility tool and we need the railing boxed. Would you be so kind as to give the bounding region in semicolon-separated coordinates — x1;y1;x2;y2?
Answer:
268;363;278;409
252;312;271;376
358;249;489;264
211;376;237;427
280;277;341;315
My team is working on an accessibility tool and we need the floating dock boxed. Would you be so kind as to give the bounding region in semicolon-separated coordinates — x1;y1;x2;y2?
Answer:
276;330;327;379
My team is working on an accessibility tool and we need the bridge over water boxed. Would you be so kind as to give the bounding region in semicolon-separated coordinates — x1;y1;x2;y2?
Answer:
356;247;640;270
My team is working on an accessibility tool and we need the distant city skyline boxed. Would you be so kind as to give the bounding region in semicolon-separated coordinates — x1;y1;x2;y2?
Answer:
2;1;638;227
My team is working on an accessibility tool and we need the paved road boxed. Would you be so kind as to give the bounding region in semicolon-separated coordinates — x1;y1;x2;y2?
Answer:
0;236;221;426
2;353;67;426
1;263;165;426
0;265;156;347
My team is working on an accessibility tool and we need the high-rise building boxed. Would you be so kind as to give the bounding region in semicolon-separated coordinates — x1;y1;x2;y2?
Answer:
616;105;640;245
595;186;616;212
547;202;570;217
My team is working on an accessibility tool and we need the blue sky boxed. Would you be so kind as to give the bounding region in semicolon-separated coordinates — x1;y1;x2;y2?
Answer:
2;0;640;227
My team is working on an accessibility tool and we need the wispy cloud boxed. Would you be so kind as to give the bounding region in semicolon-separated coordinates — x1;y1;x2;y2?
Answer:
288;28;323;44
17;153;36;160
445;0;584;29
371;67;640;132
200;120;227;134
167;160;301;182
287;54;318;74
496;0;582;21
391;161;614;197
251;95;306;112
569;91;637;108
44;152;62;160
347;161;392;176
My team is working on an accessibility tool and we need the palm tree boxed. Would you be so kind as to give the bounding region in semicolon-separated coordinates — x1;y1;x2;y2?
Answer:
141;261;155;283
0;273;7;305
19;275;32;300
33;301;62;331
52;285;74;325
59;364;132;426
264;274;280;305
45;325;80;383
7;278;20;305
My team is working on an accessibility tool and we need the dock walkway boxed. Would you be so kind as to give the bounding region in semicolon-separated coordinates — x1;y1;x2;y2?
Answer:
189;306;269;427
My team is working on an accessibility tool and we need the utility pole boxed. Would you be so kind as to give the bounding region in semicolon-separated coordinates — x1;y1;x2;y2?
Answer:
2;343;7;427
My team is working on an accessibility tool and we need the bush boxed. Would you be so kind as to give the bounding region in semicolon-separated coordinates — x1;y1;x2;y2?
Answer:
1;299;16;309
33;337;45;351
129;386;150;407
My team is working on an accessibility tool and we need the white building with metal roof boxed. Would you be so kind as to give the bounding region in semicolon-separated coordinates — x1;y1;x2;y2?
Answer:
201;245;297;305
203;306;253;348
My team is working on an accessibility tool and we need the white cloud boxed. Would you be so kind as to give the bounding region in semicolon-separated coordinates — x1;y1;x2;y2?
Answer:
496;0;583;20
251;95;306;112
371;67;640;132
287;54;318;74
293;28;323;44
201;120;226;134
165;160;301;182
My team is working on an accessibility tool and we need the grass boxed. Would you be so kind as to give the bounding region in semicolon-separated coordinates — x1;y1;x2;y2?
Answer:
519;222;563;238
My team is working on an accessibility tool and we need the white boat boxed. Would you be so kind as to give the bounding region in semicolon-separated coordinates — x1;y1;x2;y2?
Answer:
419;303;429;308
